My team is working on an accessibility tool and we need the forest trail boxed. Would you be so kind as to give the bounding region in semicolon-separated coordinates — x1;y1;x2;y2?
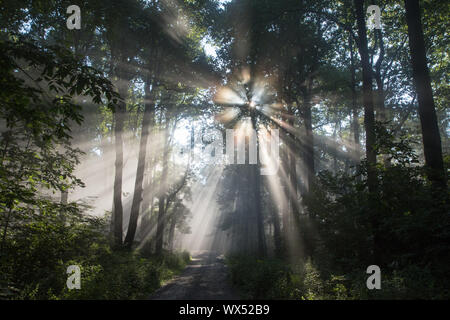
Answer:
150;251;240;300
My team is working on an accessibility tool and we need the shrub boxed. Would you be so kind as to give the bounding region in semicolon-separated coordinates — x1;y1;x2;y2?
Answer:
0;214;190;300
302;130;450;299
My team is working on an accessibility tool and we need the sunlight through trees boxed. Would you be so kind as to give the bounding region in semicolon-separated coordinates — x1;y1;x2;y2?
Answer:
0;0;448;300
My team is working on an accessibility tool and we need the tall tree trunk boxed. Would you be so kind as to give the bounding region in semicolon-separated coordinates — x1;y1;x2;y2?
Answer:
374;29;392;167
280;108;291;235
354;0;380;264
168;216;176;251
287;106;298;231
404;0;446;188
250;114;266;258
332;122;338;173
142;168;153;214
270;193;283;258
354;0;377;192
61;191;68;204
113;101;125;248
155;124;170;255
138;163;154;239
280;138;290;256
123;79;155;248
289;150;298;219
302;80;315;193
253;164;266;257
155;195;166;255
111;53;131;249
349;33;360;165
374;29;386;122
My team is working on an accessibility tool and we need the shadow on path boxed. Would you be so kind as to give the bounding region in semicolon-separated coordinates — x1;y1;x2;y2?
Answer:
150;251;240;300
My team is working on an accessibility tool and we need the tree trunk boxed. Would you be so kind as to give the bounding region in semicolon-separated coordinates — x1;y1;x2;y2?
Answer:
155;195;166;255
270;195;283;258
113;102;125;247
374;29;392;167
138;163;154;239
352;3;383;259
280;138;290;256
374;29;386;122
168;216;176;251
253;164;266;257
349;33;360;166
61;191;68;204
250;114;266;258
280;108;291;235
155;123;170;255
332;122;338;173
354;0;381;264
404;0;446;188
302;80;315;193
287;106;298;231
124;78;155;248
354;0;377;192
111;54;131;249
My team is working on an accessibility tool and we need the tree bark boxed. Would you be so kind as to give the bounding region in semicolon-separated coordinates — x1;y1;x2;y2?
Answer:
270;195;283;258
349;33;361;166
250;113;266;258
354;0;380;264
354;0;377;192
155;122;170;255
168;215;177;251
302;80;315;193
374;29;386;122
404;0;446;187
287;106;298;230
113;101;125;247
111;53;131;249
123;78;155;248
374;29;392;167
61;191;68;204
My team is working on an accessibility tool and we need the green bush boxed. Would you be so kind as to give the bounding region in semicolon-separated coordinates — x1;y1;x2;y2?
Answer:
227;132;449;300
0;213;190;300
226;255;354;300
302;129;450;299
227;255;293;299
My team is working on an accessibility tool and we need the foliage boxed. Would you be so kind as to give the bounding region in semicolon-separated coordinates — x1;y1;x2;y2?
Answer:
1;214;190;299
302;130;450;299
0;0;449;301
0;36;118;267
227;255;353;300
0;36;118;211
0;36;183;300
228;130;449;300
227;255;294;299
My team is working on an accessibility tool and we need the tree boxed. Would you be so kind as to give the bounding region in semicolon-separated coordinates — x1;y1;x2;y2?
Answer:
404;0;446;188
0;37;119;255
354;0;377;192
102;0;143;247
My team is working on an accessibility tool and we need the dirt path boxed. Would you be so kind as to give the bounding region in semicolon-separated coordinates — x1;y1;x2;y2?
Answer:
150;251;240;300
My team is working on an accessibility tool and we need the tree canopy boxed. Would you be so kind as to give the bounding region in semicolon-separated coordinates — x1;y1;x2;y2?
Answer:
0;0;448;300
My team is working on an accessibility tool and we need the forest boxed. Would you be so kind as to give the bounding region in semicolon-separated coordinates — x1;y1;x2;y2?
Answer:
0;0;448;300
